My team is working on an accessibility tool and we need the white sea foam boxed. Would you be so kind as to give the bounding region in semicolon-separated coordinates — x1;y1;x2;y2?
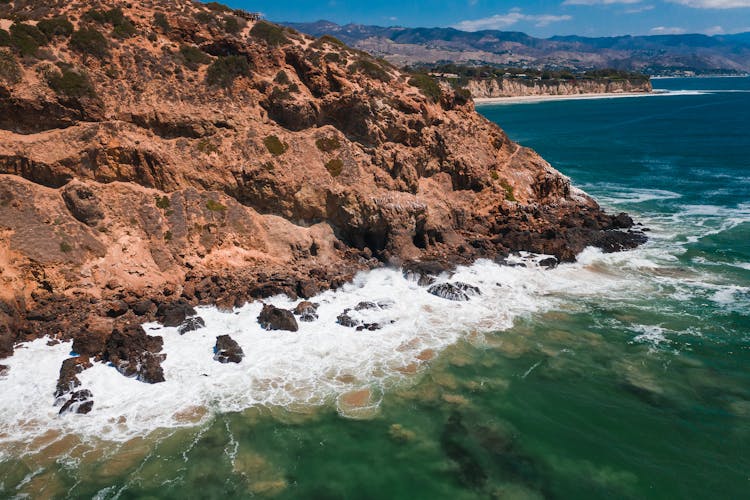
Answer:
629;324;670;346
0;246;670;447
0;200;746;447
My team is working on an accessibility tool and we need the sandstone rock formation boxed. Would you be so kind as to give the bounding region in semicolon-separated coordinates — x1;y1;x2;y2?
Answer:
0;0;645;376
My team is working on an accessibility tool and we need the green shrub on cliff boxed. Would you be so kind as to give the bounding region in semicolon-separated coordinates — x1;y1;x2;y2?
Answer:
179;44;211;70
37;16;74;38
408;73;442;103
206;199;227;212
70;28;109;59
223;15;245;34
9;22;47;57
84;8;136;39
0;29;10;47
325;158;344;177
349;58;391;82
263;135;288;156
316;136;341;153
499;179;516;202
46;66;95;98
0;49;21;84
154;12;170;32
249;21;290;47
206;55;251;87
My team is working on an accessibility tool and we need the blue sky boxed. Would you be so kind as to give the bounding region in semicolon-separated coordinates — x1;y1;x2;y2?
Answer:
220;0;750;37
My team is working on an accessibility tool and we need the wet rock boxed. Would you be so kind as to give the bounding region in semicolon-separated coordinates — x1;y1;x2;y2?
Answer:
258;304;298;332
58;389;94;415
71;328;109;357
336;301;393;331
594;230;648;253
54;356;93;398
178;316;206;335
610;212;634;229
104;326;165;383
0;364;7;376
538;257;558;269
156;300;197;327
214;335;244;363
293;301;319;322
403;261;450;286
428;282;481;301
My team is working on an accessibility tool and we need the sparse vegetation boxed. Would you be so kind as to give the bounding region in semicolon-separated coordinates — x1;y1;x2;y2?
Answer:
9;22;47;57
84;8;136;39
206;55;251;87
46;66;95;98
164;230;173;241
59;241;72;253
349;58;391;82
324;52;341;64
408;73;442;103
249;21;290;47
179;44;211;70
205;1;232;12
37;16;74;38
499;179;516;202
70;27;109;59
318;35;345;47
325;158;344;177
194;11;215;24
155;195;170;209
316;136;341;153
261;161;275;171
206;199;227;212
154;12;170;32
454;87;471;105
274;70;290;85
223;15;245;34
0;29;10;47
264;135;288;156
196;138;219;154
0;49;21;84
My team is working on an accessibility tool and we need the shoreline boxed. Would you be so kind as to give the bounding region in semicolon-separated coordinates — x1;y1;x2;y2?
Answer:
474;91;663;106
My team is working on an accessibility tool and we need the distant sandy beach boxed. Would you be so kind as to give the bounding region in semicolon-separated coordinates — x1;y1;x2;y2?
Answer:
474;91;665;105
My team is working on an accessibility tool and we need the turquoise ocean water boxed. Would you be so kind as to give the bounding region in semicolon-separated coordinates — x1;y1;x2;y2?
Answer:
0;78;748;498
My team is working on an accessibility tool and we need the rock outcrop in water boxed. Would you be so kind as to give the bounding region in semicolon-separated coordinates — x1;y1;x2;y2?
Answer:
0;0;645;378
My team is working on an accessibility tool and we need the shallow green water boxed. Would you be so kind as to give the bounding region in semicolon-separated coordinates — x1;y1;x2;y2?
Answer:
2;78;749;498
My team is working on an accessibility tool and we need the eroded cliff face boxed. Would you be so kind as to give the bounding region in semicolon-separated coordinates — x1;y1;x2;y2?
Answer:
0;0;645;363
465;78;652;98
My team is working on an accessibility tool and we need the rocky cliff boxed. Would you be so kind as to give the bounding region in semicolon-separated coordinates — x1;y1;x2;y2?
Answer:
0;0;645;376
464;78;652;99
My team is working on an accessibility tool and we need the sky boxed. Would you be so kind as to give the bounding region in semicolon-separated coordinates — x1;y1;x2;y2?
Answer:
220;0;750;37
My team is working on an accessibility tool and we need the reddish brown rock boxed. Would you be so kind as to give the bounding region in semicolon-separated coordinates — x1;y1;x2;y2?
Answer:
0;0;645;363
103;326;165;384
258;304;298;332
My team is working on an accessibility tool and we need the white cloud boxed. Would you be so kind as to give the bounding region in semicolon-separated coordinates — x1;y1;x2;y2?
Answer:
704;25;725;33
454;8;572;31
669;0;750;7
563;0;642;5
650;26;688;34
625;4;656;12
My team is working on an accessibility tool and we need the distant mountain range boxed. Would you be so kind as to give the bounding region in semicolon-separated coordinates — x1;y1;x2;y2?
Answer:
285;21;750;74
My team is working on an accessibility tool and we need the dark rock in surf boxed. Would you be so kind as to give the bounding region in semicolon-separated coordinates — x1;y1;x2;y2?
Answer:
178;316;206;334
58;389;94;415
594;230;648;253
293;301;319;322
258;304;298;332
156;300;197;327
538;257;558;269
428;282;481;301
55;356;93;398
214;335;244;363
103;325;165;383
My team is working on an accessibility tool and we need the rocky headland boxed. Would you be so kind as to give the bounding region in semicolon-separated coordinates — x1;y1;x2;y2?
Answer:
0;0;645;402
463;77;652;99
